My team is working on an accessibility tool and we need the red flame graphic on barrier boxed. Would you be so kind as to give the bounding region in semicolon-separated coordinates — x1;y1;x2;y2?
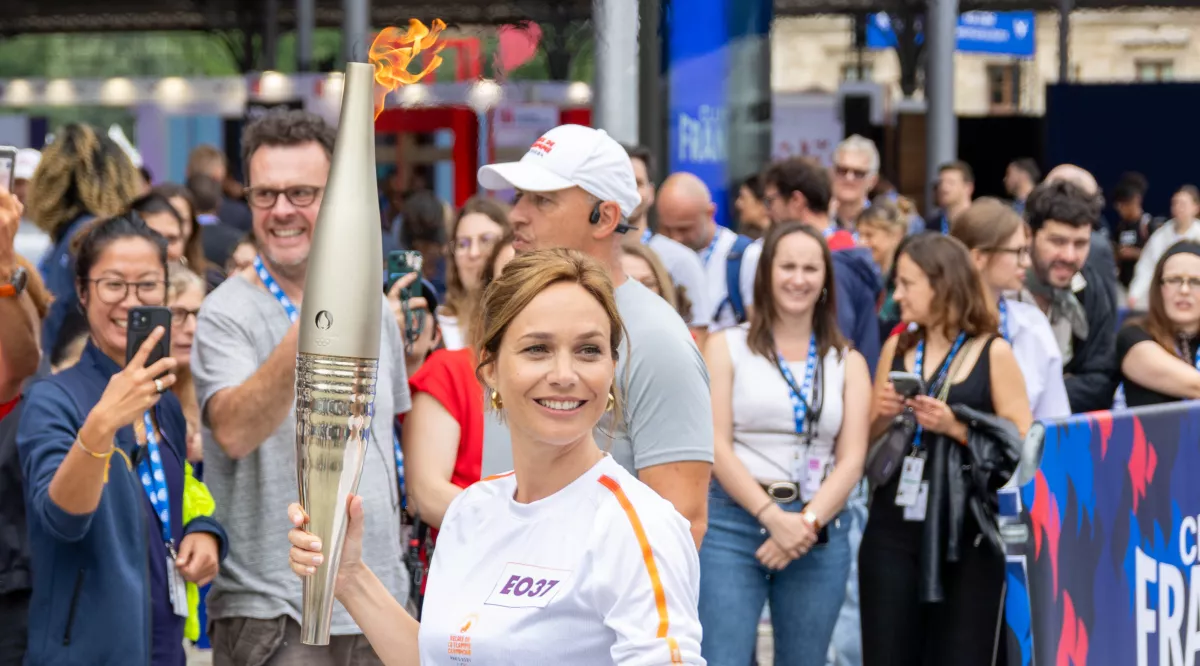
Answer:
1128;418;1157;513
1055;592;1089;666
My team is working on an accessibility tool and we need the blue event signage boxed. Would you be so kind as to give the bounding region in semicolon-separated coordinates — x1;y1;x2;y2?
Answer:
866;11;1036;58
666;0;732;227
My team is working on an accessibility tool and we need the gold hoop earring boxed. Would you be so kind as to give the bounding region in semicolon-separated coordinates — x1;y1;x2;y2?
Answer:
490;390;503;410
606;392;615;412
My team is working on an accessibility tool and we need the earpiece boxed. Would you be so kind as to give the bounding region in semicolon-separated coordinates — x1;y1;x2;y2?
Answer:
589;201;603;225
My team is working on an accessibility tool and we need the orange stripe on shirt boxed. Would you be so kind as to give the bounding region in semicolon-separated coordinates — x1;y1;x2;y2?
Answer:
479;471;515;483
598;474;683;664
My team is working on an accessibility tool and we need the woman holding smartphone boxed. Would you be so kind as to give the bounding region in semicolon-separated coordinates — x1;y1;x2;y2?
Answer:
287;249;704;664
861;233;1030;666
17;214;227;666
699;222;870;665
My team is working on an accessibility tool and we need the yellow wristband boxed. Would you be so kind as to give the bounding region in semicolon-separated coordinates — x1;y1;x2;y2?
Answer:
75;435;113;459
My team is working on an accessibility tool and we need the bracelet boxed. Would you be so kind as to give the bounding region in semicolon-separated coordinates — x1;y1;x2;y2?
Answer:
75;435;114;459
800;509;822;531
753;499;775;520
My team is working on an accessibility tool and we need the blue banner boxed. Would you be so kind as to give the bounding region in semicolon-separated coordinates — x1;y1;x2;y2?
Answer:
866;11;1036;58
666;0;729;227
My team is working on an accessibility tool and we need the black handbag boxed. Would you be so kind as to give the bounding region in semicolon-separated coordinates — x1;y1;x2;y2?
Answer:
864;337;976;491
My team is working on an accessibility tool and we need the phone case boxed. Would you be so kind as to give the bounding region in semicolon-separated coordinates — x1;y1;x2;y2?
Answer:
125;306;173;372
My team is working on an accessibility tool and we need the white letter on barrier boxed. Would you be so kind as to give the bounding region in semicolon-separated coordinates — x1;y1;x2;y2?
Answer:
1141;547;1159;666
1186;565;1200;666
1162;562;1186;666
1182;517;1197;567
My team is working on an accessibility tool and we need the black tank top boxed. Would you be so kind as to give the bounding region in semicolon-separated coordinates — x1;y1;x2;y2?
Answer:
871;336;997;540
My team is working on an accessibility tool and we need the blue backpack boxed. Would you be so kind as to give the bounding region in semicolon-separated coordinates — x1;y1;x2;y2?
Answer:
719;234;754;324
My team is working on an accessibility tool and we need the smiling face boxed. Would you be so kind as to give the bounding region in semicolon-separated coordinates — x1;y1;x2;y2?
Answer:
483;281;616;449
1160;253;1200;331
1032;220;1091;289
771;230;826;318
454;212;506;291
79;237;168;365
170;283;204;368
247;141;330;273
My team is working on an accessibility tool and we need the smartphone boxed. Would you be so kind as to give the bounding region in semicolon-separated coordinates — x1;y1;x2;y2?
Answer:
887;371;926;399
386;251;426;343
0;146;16;193
125;306;173;374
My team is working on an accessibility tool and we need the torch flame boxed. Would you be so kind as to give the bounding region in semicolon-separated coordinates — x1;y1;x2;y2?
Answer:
369;18;447;118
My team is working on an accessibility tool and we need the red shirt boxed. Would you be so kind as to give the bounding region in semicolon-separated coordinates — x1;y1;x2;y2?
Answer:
404;347;484;489
827;229;857;252
0;396;18;422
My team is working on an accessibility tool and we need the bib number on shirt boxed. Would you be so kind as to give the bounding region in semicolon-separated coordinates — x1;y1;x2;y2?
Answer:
484;562;573;609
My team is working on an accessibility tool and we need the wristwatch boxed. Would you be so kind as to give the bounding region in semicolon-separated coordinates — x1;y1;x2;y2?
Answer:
0;266;28;299
800;509;822;532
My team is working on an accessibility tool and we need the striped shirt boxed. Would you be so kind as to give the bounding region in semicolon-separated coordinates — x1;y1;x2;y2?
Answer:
418;455;705;665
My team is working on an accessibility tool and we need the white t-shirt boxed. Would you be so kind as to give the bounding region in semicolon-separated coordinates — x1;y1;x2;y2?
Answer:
646;233;713;330
418;455;705;666
702;226;761;331
437;309;465;351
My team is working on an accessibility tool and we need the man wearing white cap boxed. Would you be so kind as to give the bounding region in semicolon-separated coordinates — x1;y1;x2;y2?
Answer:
477;124;714;547
11;149;50;267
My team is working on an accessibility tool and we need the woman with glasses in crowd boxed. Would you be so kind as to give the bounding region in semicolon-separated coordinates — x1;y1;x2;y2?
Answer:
17;214;228;666
1117;241;1200;407
437;197;510;350
951;198;1071;420
700;222;871;665
287;249;703;664
861;233;1031;666
167;264;206;463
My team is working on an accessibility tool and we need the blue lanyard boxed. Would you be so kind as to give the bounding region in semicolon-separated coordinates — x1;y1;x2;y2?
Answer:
393;433;406;511
775;333;819;437
139;412;174;553
940;214;950;235
912;332;967;446
254;255;299;323
998;299;1010;342
822;226;835;239
700;231;720;266
640;227;653;245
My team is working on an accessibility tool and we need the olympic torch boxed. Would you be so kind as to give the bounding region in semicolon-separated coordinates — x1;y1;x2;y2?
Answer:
295;20;445;646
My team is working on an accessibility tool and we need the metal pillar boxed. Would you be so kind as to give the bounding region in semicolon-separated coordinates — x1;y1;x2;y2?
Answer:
638;0;664;182
593;0;640;145
925;0;958;213
1058;0;1072;82
296;0;315;72
343;0;370;63
263;0;279;70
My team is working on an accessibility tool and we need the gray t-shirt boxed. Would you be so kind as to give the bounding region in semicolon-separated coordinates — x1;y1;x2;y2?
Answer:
191;274;412;634
646;233;713;330
480;278;714;476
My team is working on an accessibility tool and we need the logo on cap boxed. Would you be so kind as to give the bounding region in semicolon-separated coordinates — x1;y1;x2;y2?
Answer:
530;137;555;156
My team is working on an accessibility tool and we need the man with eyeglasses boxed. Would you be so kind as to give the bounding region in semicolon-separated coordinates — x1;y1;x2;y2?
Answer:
830;135;880;231
1023;178;1118;413
190;109;412;666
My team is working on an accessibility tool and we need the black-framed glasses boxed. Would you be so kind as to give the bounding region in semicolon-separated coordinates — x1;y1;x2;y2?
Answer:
245;185;323;209
986;246;1031;261
87;278;167;305
169;307;201;326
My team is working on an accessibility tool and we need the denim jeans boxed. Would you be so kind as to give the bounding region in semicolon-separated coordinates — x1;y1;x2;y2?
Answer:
829;488;869;666
699;482;851;666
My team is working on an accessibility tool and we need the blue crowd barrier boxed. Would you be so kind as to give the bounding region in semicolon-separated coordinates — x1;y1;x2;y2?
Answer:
1003;400;1200;666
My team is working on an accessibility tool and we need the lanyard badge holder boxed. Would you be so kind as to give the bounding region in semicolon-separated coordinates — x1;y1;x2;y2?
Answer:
773;335;831;544
255;255;300;324
139;412;189;618
896;333;968;522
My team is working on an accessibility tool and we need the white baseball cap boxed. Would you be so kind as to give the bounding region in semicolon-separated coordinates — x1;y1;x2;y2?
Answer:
14;148;40;180
477;124;640;219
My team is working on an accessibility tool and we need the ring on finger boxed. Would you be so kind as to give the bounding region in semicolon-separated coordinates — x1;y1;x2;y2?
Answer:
154;378;165;394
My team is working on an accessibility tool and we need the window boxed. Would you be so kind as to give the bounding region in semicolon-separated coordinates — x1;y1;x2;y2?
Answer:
1136;60;1174;82
841;63;874;82
987;64;1021;114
